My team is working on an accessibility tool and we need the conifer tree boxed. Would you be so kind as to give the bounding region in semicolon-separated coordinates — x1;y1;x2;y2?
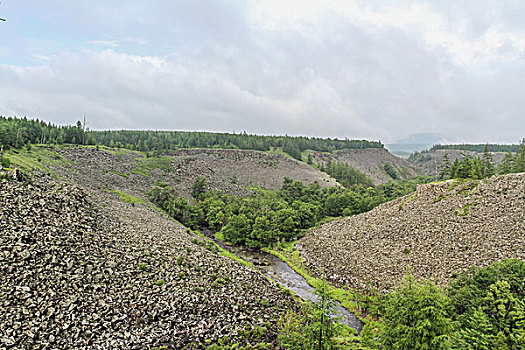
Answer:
482;144;495;178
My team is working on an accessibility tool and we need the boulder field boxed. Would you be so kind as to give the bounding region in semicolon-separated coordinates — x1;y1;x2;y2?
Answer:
299;173;525;292
0;175;294;349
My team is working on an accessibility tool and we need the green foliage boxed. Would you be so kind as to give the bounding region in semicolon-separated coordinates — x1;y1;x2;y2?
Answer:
277;279;341;350
323;159;374;188
439;141;524;180
0;116;85;149
1;154;10;169
430;144;520;153
381;275;455;350
448;259;525;350
89;128;383;155
383;162;398;179
149;177;431;249
107;189;145;205
191;176;207;200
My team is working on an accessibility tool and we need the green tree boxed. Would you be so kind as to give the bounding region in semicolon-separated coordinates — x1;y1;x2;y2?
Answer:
482;145;495;178
382;275;455;350
499;151;515;174
310;279;340;350
1;154;10;169
514;138;525;173
449;259;525;350
191;176;207;200
439;153;451;180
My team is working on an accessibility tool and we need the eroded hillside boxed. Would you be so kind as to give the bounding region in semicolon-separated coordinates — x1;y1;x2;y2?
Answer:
44;146;337;200
312;148;419;184
298;173;525;292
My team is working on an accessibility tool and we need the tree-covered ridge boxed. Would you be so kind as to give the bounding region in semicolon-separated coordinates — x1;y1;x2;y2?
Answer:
320;159;375;188
0;116;383;157
90;130;383;158
429;143;519;153
439;141;525;180
0;116;85;148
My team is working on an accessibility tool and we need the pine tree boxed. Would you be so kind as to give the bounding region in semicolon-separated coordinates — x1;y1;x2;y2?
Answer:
439;153;451;179
499;151;515;174
482;144;495;178
382;275;454;350
514;138;525;173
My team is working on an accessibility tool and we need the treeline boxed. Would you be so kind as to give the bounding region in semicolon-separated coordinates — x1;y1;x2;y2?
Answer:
430;143;519;153
148;176;431;248
0;116;383;160
360;259;525;350
440;141;525;180
90;130;383;160
0;116;86;149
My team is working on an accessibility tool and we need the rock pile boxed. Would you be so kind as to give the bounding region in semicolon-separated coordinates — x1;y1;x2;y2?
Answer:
312;148;418;185
51;146;336;202
1;175;293;349
298;173;525;292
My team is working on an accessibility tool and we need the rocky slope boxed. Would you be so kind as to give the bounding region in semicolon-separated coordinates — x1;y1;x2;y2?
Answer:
298;173;525;292
1;174;294;348
312;148;419;185
49;146;337;200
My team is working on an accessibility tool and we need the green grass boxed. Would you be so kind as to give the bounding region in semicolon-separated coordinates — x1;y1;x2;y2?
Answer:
191;230;253;268
131;155;174;177
455;201;478;216
398;193;416;210
4;145;77;177
106;189;146;205
110;170;129;178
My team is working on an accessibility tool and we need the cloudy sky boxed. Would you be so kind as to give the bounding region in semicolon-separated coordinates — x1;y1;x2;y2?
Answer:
0;1;524;144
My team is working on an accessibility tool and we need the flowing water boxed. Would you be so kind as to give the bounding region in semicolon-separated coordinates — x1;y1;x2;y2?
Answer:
212;238;364;333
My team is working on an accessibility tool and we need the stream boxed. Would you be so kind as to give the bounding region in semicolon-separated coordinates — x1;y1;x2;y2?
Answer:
210;237;364;333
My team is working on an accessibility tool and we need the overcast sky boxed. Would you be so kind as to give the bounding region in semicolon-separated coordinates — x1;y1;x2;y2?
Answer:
0;1;524;144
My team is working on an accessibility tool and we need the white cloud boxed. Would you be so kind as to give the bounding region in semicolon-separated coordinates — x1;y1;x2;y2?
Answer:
0;1;524;144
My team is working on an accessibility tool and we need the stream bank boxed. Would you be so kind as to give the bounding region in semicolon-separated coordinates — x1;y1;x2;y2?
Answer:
207;233;364;333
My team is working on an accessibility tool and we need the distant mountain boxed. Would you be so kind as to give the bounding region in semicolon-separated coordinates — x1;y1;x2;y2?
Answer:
386;133;444;156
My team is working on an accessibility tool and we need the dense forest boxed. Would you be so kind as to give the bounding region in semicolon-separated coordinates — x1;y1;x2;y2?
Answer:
359;259;525;350
148;177;430;248
429;143;519;153
0;116;85;148
0;116;383;160
439;142;525;180
321;159;375;188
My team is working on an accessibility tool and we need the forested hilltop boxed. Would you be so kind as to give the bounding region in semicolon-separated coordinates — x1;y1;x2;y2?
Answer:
409;140;525;178
0;116;382;160
429;143;519;153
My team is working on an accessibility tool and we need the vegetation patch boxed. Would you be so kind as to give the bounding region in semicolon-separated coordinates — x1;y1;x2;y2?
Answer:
131;155;174;177
398;193;416;210
107;189;146;205
433;193;446;203
110;170;129;178
454;201;478;216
